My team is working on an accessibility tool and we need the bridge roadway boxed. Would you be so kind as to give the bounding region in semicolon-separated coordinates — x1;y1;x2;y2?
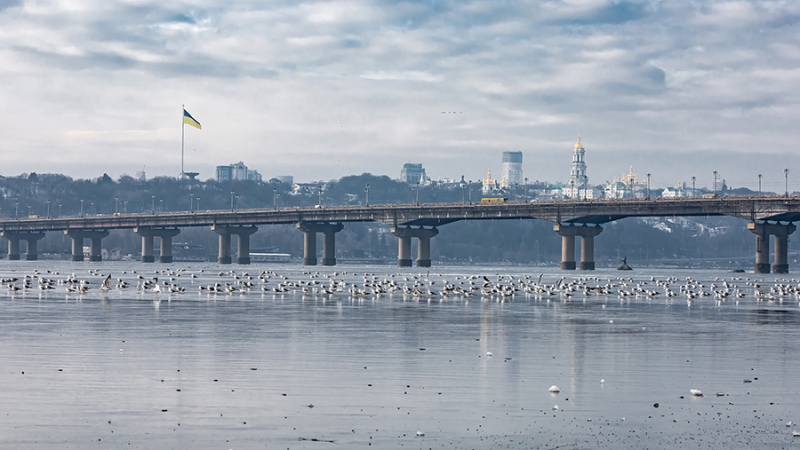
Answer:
0;196;797;272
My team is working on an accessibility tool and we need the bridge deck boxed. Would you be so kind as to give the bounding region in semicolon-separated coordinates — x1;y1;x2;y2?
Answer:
0;196;797;233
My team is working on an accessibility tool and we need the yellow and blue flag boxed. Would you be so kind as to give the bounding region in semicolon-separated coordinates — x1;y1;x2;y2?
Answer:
183;109;202;129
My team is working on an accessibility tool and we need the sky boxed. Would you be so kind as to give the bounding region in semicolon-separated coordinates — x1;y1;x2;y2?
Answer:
0;0;799;192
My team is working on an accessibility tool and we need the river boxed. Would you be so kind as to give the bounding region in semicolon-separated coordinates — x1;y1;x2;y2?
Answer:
0;261;798;449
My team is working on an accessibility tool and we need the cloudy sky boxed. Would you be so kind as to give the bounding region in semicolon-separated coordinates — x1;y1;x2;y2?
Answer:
0;0;798;191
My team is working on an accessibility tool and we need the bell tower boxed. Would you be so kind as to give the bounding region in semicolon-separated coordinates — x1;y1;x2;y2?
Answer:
569;136;586;187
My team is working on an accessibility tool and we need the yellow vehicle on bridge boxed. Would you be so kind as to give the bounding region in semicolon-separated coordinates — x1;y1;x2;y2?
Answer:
481;197;507;204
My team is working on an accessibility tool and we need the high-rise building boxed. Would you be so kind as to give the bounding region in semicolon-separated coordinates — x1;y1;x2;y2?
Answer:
216;165;233;182
216;161;261;182
501;151;523;187
401;163;426;184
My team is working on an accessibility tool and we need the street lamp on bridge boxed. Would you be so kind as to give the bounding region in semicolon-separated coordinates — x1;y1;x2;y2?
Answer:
115;197;119;215
273;189;279;210
524;177;528;203
14;202;18;220
785;168;789;197
468;181;473;205
692;176;696;197
80;199;84;217
190;193;194;213
230;191;235;211
365;184;370;206
713;171;718;196
151;196;155;214
46;200;50;218
646;173;651;200
758;174;762;194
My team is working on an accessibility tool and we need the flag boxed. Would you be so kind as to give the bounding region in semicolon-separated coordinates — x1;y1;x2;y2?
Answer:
183;109;202;129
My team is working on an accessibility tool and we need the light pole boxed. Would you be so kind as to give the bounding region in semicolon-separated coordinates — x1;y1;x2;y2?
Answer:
196;197;200;211
80;199;84;217
569;180;575;200
646;173;651;200
461;183;466;204
159;199;164;213
713;171;718;196
785;168;789;197
758;174;762;194
46;200;50;218
365;184;370;206
58;204;62;217
190;193;194;212
273;189;278;210
231;191;235;211
14;202;18;219
115;197;119;214
151;196;155;214
692;176;696;197
583;175;589;200
234;195;239;212
524;177;528;202
27;205;31;218
415;182;420;206
318;184;323;206
90;202;94;215
468;181;473;204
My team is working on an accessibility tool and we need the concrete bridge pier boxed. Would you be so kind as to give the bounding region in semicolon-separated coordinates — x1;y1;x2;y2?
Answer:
235;227;258;265
135;227;181;263
391;227;439;267
296;222;344;266
1;232;46;261
212;225;259;265
65;230;110;262
7;236;20;261
748;222;796;274
554;224;603;270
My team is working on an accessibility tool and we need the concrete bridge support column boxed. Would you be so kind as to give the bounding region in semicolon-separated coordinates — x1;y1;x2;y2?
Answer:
560;235;576;270
302;229;317;265
218;233;232;264
397;236;412;267
235;227;258;265
579;226;603;270
70;235;83;261
65;230;110;262
417;236;432;268
554;224;576;270
24;233;45;261
140;235;155;263
297;222;343;266
1;233;20;260
748;222;796;274
320;224;344;266
391;227;439;267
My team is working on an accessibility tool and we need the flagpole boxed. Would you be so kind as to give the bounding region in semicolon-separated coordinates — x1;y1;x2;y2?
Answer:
181;104;185;179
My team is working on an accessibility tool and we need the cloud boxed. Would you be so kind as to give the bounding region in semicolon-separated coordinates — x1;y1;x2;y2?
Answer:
0;0;797;189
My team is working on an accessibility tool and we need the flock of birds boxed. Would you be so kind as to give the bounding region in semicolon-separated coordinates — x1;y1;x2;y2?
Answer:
3;268;800;305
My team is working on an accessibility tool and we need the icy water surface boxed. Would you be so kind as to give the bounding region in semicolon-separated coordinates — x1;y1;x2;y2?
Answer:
1;261;800;449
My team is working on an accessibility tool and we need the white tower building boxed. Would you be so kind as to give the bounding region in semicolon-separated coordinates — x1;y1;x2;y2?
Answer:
501;151;523;187
568;136;587;188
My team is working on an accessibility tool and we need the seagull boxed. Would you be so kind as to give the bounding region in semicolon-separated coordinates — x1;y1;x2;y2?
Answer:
99;274;112;292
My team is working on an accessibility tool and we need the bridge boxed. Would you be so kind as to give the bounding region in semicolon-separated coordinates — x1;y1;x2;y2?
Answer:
0;196;798;273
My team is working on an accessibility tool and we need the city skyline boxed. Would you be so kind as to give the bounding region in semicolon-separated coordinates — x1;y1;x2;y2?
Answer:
0;1;798;192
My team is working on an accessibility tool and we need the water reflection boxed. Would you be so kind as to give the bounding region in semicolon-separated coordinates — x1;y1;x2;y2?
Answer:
0;262;799;448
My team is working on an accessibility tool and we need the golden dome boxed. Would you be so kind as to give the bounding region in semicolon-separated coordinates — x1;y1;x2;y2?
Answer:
574;136;584;149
